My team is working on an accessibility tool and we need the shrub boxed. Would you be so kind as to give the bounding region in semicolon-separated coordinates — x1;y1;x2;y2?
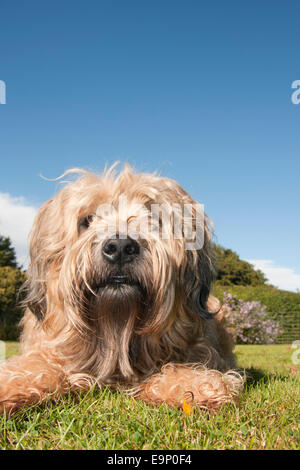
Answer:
222;292;283;344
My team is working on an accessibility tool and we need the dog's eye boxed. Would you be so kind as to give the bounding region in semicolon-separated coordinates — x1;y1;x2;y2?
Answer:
80;214;94;229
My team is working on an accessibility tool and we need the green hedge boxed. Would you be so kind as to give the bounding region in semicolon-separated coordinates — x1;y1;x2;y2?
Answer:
213;283;300;314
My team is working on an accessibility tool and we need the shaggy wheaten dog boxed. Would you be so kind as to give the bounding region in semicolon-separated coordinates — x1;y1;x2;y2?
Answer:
0;165;243;415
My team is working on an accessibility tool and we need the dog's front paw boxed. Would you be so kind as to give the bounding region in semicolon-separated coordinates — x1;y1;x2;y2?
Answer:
137;363;244;410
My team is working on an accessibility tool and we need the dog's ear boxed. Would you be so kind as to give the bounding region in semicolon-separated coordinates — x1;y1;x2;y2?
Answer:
183;224;216;320
190;253;216;320
23;199;54;320
159;177;216;320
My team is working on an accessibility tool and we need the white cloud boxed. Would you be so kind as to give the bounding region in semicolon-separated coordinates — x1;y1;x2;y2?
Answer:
0;193;37;269
247;259;300;292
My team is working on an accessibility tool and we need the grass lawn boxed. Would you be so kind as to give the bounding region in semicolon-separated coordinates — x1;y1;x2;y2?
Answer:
0;343;299;450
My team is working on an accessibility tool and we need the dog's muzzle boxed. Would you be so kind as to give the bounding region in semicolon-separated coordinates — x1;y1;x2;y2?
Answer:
87;236;144;293
102;236;140;266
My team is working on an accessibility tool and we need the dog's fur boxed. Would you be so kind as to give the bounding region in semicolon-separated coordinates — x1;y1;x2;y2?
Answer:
0;165;243;415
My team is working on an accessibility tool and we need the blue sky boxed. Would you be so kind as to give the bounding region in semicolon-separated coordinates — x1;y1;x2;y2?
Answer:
0;1;299;290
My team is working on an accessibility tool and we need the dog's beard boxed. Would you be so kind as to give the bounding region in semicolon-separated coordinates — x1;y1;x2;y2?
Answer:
64;239;174;383
92;283;144;320
88;281;148;383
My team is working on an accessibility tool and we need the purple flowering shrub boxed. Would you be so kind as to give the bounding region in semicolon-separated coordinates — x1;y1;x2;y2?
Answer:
222;293;283;344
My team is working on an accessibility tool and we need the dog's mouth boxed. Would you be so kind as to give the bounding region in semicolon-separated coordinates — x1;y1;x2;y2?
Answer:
95;275;140;289
107;275;136;286
89;275;146;301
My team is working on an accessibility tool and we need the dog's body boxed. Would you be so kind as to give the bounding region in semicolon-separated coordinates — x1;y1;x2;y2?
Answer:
0;165;243;415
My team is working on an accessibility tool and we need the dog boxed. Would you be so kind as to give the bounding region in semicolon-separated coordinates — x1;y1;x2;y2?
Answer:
0;165;243;416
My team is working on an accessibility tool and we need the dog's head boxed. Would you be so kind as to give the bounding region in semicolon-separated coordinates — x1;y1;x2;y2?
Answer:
24;165;215;378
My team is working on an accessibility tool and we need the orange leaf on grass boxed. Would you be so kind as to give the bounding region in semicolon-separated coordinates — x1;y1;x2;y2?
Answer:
182;399;193;415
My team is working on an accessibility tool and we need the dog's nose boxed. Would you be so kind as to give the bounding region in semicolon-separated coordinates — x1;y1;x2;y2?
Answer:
102;237;140;264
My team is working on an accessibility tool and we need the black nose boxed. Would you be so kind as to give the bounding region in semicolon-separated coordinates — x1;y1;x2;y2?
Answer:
102;237;140;265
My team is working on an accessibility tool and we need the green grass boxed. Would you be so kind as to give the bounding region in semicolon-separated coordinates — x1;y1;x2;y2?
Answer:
0;343;299;450
3;341;20;358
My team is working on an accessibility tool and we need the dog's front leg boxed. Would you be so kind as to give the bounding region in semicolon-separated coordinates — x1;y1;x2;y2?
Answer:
0;349;70;416
137;364;243;411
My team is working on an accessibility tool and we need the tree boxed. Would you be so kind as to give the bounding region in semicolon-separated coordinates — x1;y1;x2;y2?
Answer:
213;244;268;286
0;236;19;269
0;235;25;340
0;266;26;340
